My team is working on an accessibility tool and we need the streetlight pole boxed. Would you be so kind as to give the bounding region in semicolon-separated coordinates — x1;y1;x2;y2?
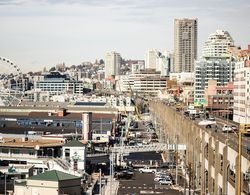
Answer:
237;128;242;195
99;168;102;195
4;173;6;195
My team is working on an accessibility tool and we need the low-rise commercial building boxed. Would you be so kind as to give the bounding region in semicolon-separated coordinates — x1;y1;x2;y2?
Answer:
204;80;234;118
15;170;81;195
116;69;167;96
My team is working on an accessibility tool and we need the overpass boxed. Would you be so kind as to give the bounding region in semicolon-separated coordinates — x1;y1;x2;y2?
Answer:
149;101;250;195
111;143;186;154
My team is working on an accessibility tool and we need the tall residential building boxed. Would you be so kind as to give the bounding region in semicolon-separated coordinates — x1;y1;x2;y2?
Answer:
105;52;121;78
145;49;159;69
233;45;250;124
145;49;173;76
174;18;197;73
194;30;235;102
202;30;234;59
131;60;145;74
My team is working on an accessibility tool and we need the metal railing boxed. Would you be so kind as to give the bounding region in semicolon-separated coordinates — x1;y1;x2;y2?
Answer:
111;143;186;154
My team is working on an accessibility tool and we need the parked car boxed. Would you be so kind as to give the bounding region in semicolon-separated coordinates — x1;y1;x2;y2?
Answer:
208;117;215;121
0;123;6;128
198;120;216;128
222;125;232;132
115;170;134;179
139;167;156;173
159;179;173;185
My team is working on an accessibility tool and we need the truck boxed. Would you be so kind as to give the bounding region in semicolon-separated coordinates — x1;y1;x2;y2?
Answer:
139;166;157;173
198;120;217;128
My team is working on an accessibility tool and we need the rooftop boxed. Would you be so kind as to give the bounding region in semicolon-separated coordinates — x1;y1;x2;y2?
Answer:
0;137;64;148
28;170;79;181
64;139;87;147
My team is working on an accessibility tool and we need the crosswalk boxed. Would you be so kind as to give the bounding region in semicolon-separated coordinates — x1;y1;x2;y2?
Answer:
120;185;173;190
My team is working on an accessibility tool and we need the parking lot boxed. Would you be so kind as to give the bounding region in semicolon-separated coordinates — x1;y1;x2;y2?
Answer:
117;170;183;195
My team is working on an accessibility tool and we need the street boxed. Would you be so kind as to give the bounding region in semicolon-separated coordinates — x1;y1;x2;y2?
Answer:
117;170;183;195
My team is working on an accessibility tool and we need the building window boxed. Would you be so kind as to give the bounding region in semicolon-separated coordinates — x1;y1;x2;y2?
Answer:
1;148;9;154
11;149;20;154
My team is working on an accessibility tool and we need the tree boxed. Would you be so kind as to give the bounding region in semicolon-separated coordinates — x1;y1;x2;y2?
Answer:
49;67;56;72
99;59;104;65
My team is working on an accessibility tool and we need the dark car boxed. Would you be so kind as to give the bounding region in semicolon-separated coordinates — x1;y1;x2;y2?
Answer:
0;123;6;128
189;115;195;120
114;167;134;179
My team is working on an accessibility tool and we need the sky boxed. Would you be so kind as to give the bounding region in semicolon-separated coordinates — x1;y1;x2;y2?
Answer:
0;0;249;73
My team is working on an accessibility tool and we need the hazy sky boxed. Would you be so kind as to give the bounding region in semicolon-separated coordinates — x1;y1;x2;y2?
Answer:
0;0;249;73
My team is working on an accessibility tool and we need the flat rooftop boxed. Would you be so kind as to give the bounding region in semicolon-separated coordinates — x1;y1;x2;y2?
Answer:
0;137;64;148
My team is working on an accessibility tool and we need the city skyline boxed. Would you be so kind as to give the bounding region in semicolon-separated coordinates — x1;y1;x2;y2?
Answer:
0;0;249;72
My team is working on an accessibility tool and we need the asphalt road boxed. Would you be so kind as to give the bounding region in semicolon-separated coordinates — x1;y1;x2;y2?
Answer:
188;115;250;155
117;171;183;195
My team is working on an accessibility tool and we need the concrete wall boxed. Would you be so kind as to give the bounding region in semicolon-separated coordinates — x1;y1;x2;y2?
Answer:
149;101;250;195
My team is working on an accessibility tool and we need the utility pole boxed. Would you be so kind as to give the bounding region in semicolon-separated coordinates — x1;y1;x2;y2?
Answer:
237;127;243;195
99;169;102;195
4;173;6;195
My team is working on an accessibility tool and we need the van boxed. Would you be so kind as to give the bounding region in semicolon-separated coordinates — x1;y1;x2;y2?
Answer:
222;125;232;132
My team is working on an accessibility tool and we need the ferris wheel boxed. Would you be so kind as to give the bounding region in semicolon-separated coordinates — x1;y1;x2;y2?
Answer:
0;56;24;106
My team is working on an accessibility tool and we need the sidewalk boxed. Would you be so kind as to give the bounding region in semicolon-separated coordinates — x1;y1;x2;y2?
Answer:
104;177;119;195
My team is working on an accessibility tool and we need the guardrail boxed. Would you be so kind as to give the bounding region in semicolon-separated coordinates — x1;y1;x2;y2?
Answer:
111;143;186;153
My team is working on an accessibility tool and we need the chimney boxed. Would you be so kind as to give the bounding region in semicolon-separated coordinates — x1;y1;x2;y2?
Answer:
57;108;66;117
82;112;92;141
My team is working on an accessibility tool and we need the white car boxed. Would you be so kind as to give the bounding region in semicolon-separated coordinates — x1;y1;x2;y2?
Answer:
159;179;173;185
222;125;232;132
198;120;216;128
154;175;171;182
139;167;156;173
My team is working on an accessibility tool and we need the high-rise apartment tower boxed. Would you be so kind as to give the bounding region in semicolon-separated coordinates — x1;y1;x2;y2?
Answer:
105;52;121;78
174;18;197;72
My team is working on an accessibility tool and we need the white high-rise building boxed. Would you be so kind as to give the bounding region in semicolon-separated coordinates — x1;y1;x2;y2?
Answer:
131;61;145;74
202;30;234;59
194;30;234;102
233;46;250;124
174;18;197;73
145;49;159;70
145;49;173;76
105;52;121;78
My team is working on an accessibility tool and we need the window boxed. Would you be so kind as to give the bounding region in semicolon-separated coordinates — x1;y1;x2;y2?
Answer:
11;149;20;154
2;148;9;154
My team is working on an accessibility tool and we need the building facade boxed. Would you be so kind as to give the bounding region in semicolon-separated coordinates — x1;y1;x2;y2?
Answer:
15;170;81;195
194;59;233;102
34;72;88;97
203;30;234;59
116;69;167;96
204;80;234;118
145;49;173;76
105;51;122;78
194;30;235;102
233;46;250;124
145;49;159;70
174;18;197;72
